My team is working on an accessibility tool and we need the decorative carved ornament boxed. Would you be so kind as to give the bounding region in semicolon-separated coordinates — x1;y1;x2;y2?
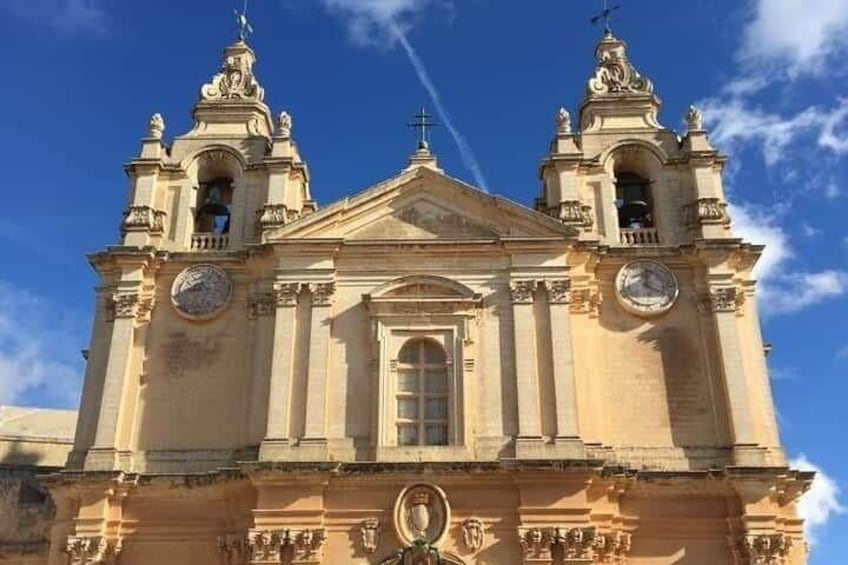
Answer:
554;200;594;228
201;45;264;102
256;204;292;232
686;105;704;132
309;282;336;307
277;111;293;136
218;534;246;564
64;536;121;565
510;280;537;304
276;283;302;307
245;529;326;563
360;518;381;554
248;292;277;319
122;205;166;234
171;264;232;320
462;518;485;551
685;198;731;227
556;107;572;135
545;279;572;305
147;113;165;139
732;534;792;565
105;293;154;323
698;287;745;314
519;527;631;563
587;35;654;96
393;483;451;548
570;288;603;316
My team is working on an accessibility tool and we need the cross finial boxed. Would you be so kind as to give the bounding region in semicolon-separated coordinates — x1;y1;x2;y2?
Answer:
235;0;254;41
590;0;620;36
408;107;437;150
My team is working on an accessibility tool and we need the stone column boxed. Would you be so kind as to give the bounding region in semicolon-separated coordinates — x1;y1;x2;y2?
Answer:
511;280;543;457
700;286;760;464
86;291;150;471
302;282;335;453
258;283;301;460
544;280;583;457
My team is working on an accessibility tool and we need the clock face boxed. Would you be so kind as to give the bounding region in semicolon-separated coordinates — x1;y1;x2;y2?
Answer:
615;260;679;316
170;265;232;320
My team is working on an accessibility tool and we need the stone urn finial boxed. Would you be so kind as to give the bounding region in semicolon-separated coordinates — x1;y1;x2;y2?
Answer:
148;113;165;140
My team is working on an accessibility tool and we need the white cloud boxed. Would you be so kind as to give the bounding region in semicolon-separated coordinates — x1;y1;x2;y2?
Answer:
730;203;848;315
825;183;841;199
700;97;848;166
0;282;83;408
800;223;821;237
791;455;845;545
740;0;848;78
317;0;442;45
1;0;108;35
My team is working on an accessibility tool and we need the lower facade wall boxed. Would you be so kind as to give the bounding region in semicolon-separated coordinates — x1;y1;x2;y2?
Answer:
17;467;808;565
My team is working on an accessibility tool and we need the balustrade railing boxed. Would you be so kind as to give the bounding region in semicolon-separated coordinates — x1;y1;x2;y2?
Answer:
190;233;229;251
619;228;660;246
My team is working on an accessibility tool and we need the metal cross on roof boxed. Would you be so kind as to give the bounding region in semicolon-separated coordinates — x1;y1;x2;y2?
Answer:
408;107;437;150
235;0;254;41
590;0;620;35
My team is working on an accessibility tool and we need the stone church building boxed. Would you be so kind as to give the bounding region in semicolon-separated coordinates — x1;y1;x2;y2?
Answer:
0;26;812;565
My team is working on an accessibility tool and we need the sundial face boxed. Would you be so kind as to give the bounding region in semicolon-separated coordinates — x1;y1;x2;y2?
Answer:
170;265;232;320
615;260;679;317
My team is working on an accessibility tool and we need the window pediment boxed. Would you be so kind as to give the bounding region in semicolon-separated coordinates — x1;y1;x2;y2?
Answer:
364;276;482;316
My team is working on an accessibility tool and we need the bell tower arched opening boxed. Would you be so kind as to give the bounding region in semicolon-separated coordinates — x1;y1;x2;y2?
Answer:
615;171;653;229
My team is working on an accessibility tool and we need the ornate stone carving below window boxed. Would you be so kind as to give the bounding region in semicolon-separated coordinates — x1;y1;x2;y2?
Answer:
732;534;792;565
510;280;537;304
257;204;301;233
685;198;731;227
587;35;654;96
122;206;166;234
595;531;632;563
554;200;594;227
519;527;604;562
64;536;121;565
699;287;745;314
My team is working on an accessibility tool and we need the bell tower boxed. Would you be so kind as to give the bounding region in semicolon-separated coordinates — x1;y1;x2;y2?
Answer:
120;35;315;254
538;31;732;247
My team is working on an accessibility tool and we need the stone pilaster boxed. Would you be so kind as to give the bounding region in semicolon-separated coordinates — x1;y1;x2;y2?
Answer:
698;285;762;464
511;280;543;456
543;279;583;457
301;282;335;455
86;289;152;471
259;283;301;460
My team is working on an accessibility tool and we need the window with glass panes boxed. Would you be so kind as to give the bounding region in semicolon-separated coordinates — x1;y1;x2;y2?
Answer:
396;339;449;446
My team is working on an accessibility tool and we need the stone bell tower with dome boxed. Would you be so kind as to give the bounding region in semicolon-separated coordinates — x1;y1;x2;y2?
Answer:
0;18;814;565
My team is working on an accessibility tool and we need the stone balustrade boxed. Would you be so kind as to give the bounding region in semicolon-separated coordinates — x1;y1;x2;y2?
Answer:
190;233;229;251
619;227;660;246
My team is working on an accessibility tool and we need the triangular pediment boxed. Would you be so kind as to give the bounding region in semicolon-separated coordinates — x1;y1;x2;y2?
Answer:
267;167;576;241
349;199;499;240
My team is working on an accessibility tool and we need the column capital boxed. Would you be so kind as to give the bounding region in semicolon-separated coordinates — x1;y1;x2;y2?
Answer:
544;279;572;304
275;282;302;307
730;533;793;565
510;280;538;304
697;286;745;314
64;536;122;565
570;288;602;316
106;292;154;323
121;205;166;235
309;282;336;306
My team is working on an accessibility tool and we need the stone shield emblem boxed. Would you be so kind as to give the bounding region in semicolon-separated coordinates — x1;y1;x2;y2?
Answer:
393;483;451;548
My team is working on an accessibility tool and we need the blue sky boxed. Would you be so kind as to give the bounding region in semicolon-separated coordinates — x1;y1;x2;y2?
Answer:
0;0;846;560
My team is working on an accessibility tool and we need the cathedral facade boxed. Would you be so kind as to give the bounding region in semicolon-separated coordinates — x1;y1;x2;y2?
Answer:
0;29;811;565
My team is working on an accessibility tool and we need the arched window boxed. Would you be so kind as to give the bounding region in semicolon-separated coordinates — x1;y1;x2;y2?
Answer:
615;172;653;229
396;339;449;446
195;176;233;235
